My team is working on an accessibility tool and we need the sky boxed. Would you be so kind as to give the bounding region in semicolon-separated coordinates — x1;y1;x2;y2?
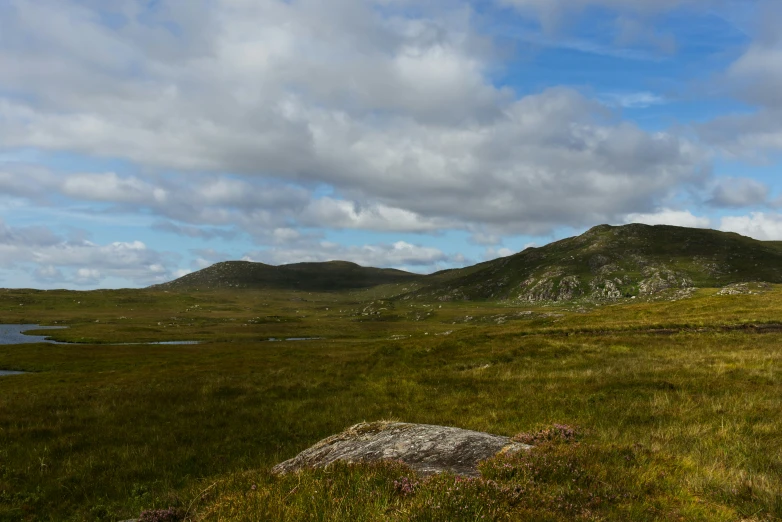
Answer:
1;0;782;289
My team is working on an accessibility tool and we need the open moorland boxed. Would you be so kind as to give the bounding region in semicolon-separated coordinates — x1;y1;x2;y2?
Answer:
1;225;781;521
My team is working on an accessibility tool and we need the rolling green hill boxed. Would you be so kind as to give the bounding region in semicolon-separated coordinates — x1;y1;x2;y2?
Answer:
6;230;782;520
151;260;423;292
407;223;782;302
154;224;782;302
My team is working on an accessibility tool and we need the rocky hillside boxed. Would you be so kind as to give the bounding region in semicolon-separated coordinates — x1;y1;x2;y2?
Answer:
152;260;423;292
153;224;782;301
406;224;782;303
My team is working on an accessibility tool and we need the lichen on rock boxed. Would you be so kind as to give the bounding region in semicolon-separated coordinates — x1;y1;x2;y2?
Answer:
638;267;692;296
272;422;531;477
589;278;622;300
717;282;771;296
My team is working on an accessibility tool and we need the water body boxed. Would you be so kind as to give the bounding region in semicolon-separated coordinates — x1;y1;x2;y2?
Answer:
268;337;324;342
0;324;66;345
0;370;27;376
117;341;201;345
0;324;199;346
147;340;201;345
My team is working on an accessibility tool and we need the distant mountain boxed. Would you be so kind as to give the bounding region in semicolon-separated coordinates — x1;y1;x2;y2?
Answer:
406;224;782;302
151;260;423;292
153;224;782;301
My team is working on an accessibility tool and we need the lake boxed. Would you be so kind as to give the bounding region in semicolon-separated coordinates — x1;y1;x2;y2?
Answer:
268;337;324;342
0;324;199;346
0;370;27;376
0;324;66;345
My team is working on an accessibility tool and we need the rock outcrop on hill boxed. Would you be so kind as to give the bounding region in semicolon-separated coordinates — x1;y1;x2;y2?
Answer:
404;224;782;303
272;422;531;477
153;224;782;304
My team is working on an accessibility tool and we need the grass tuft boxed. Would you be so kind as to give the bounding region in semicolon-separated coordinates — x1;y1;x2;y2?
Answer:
0;286;781;520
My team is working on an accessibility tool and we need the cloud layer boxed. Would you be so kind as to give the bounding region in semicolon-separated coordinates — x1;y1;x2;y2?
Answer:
0;219;173;286
699;2;782;157
0;0;707;236
0;0;778;287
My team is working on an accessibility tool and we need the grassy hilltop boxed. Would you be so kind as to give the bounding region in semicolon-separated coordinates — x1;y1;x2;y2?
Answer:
405;223;782;302
0;224;781;521
158;224;782;303
152;260;423;292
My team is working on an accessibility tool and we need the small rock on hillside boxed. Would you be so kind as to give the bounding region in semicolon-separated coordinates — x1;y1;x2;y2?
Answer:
272;422;531;477
717;282;771;296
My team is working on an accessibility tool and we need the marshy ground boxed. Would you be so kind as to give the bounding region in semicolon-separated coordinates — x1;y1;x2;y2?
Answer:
0;286;780;520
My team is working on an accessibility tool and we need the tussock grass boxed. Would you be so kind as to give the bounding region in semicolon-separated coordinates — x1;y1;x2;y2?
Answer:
0;287;780;520
193;435;734;521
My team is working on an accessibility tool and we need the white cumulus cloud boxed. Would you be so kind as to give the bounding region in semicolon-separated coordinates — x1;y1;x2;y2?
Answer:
0;0;708;237
0;219;180;287
719;212;782;240
244;240;466;273
623;209;711;228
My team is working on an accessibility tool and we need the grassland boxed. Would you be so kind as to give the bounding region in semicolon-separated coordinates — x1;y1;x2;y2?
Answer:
0;286;781;520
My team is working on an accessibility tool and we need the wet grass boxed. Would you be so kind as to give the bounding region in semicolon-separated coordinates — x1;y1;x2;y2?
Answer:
0;287;780;520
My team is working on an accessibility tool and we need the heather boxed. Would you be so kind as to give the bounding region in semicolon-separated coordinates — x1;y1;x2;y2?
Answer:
0;285;780;520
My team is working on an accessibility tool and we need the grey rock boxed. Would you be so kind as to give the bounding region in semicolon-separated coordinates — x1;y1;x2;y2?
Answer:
638;267;692;296
272;422;531;477
556;275;582;301
515;272;584;303
717;282;770;296
589;278;622;300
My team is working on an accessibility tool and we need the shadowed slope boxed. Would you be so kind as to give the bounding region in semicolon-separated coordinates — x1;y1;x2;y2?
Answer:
408;224;782;302
153;224;782;301
151;260;423;292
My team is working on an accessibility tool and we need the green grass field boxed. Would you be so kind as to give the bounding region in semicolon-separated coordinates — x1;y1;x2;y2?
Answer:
0;287;780;520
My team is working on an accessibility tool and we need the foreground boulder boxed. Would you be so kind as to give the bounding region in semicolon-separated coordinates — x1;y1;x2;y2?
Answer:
272;421;532;477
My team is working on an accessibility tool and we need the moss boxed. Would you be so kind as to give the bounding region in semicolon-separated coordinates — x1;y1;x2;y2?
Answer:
1;281;782;520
